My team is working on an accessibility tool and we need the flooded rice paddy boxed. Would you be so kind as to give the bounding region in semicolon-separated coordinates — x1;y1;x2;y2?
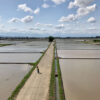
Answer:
0;53;42;63
56;39;100;50
58;50;100;58
0;64;32;100
57;39;100;100
59;59;100;100
0;39;49;100
0;40;49;52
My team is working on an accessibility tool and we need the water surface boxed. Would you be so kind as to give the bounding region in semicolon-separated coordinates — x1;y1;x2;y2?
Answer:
56;39;100;50
0;64;32;100
0;40;49;52
57;39;100;100
60;59;100;100
0;40;49;100
58;50;100;58
0;53;42;63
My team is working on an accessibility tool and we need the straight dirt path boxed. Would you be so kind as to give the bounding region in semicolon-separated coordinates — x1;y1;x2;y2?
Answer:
16;42;54;100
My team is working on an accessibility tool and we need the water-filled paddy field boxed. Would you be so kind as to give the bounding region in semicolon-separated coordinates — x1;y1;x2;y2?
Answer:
0;53;42;63
0;64;32;100
56;39;100;100
0;39;49;100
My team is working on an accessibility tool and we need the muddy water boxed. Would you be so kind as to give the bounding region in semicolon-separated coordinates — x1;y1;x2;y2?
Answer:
56;39;100;50
0;40;49;100
0;53;42;63
0;40;49;52
0;64;32;100
58;50;100;58
0;47;46;52
60;59;100;100
57;39;100;100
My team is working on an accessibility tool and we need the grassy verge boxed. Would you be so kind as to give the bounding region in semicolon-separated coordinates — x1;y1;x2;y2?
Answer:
0;44;11;47
8;42;51;100
83;41;92;44
93;40;100;43
49;42;65;100
82;40;100;44
55;41;65;100
49;43;56;100
57;57;65;100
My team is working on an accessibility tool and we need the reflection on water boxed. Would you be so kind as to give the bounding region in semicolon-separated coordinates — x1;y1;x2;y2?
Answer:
58;50;100;58
56;39;100;50
0;40;49;52
0;64;32;100
60;59;100;100
0;40;49;100
0;53;41;63
57;39;100;100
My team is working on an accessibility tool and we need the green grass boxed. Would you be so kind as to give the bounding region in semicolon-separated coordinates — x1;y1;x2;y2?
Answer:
49;42;65;100
93;40;100;42
57;57;65;100
82;40;100;44
8;42;52;100
49;44;56;100
0;44;11;47
80;40;92;44
55;41;65;100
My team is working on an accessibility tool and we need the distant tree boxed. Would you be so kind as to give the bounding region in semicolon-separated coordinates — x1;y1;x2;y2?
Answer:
93;40;100;42
48;36;54;42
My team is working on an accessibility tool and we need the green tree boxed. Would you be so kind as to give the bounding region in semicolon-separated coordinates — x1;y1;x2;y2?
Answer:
48;36;54;42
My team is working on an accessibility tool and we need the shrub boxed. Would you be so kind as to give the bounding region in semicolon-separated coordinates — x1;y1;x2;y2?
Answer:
48;36;54;42
93;40;100;42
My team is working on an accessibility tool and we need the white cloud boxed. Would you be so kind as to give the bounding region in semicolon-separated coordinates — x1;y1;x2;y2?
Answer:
34;8;40;14
0;24;5;29
52;0;66;5
59;14;76;22
55;24;65;29
42;3;50;8
29;27;40;31
35;22;41;26
18;4;40;14
8;18;20;23
35;23;53;27
45;24;53;27
87;17;96;23
67;0;96;22
68;0;94;9
21;16;33;23
88;27;96;30
28;27;47;34
76;4;96;17
68;2;76;9
59;4;96;23
8;16;33;23
18;4;33;13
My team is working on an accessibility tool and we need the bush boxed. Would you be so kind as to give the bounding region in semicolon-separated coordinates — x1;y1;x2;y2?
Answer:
93;40;100;42
48;36;54;42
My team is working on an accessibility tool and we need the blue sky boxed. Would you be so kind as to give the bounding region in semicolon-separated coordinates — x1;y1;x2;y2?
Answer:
0;0;100;37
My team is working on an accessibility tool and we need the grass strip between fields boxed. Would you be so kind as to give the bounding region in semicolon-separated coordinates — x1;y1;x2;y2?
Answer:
8;42;51;100
82;39;100;44
0;44;11;47
55;42;65;100
56;57;65;100
49;42;65;100
49;43;56;100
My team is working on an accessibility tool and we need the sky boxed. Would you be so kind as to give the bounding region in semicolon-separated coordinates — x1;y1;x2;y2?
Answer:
0;0;100;37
